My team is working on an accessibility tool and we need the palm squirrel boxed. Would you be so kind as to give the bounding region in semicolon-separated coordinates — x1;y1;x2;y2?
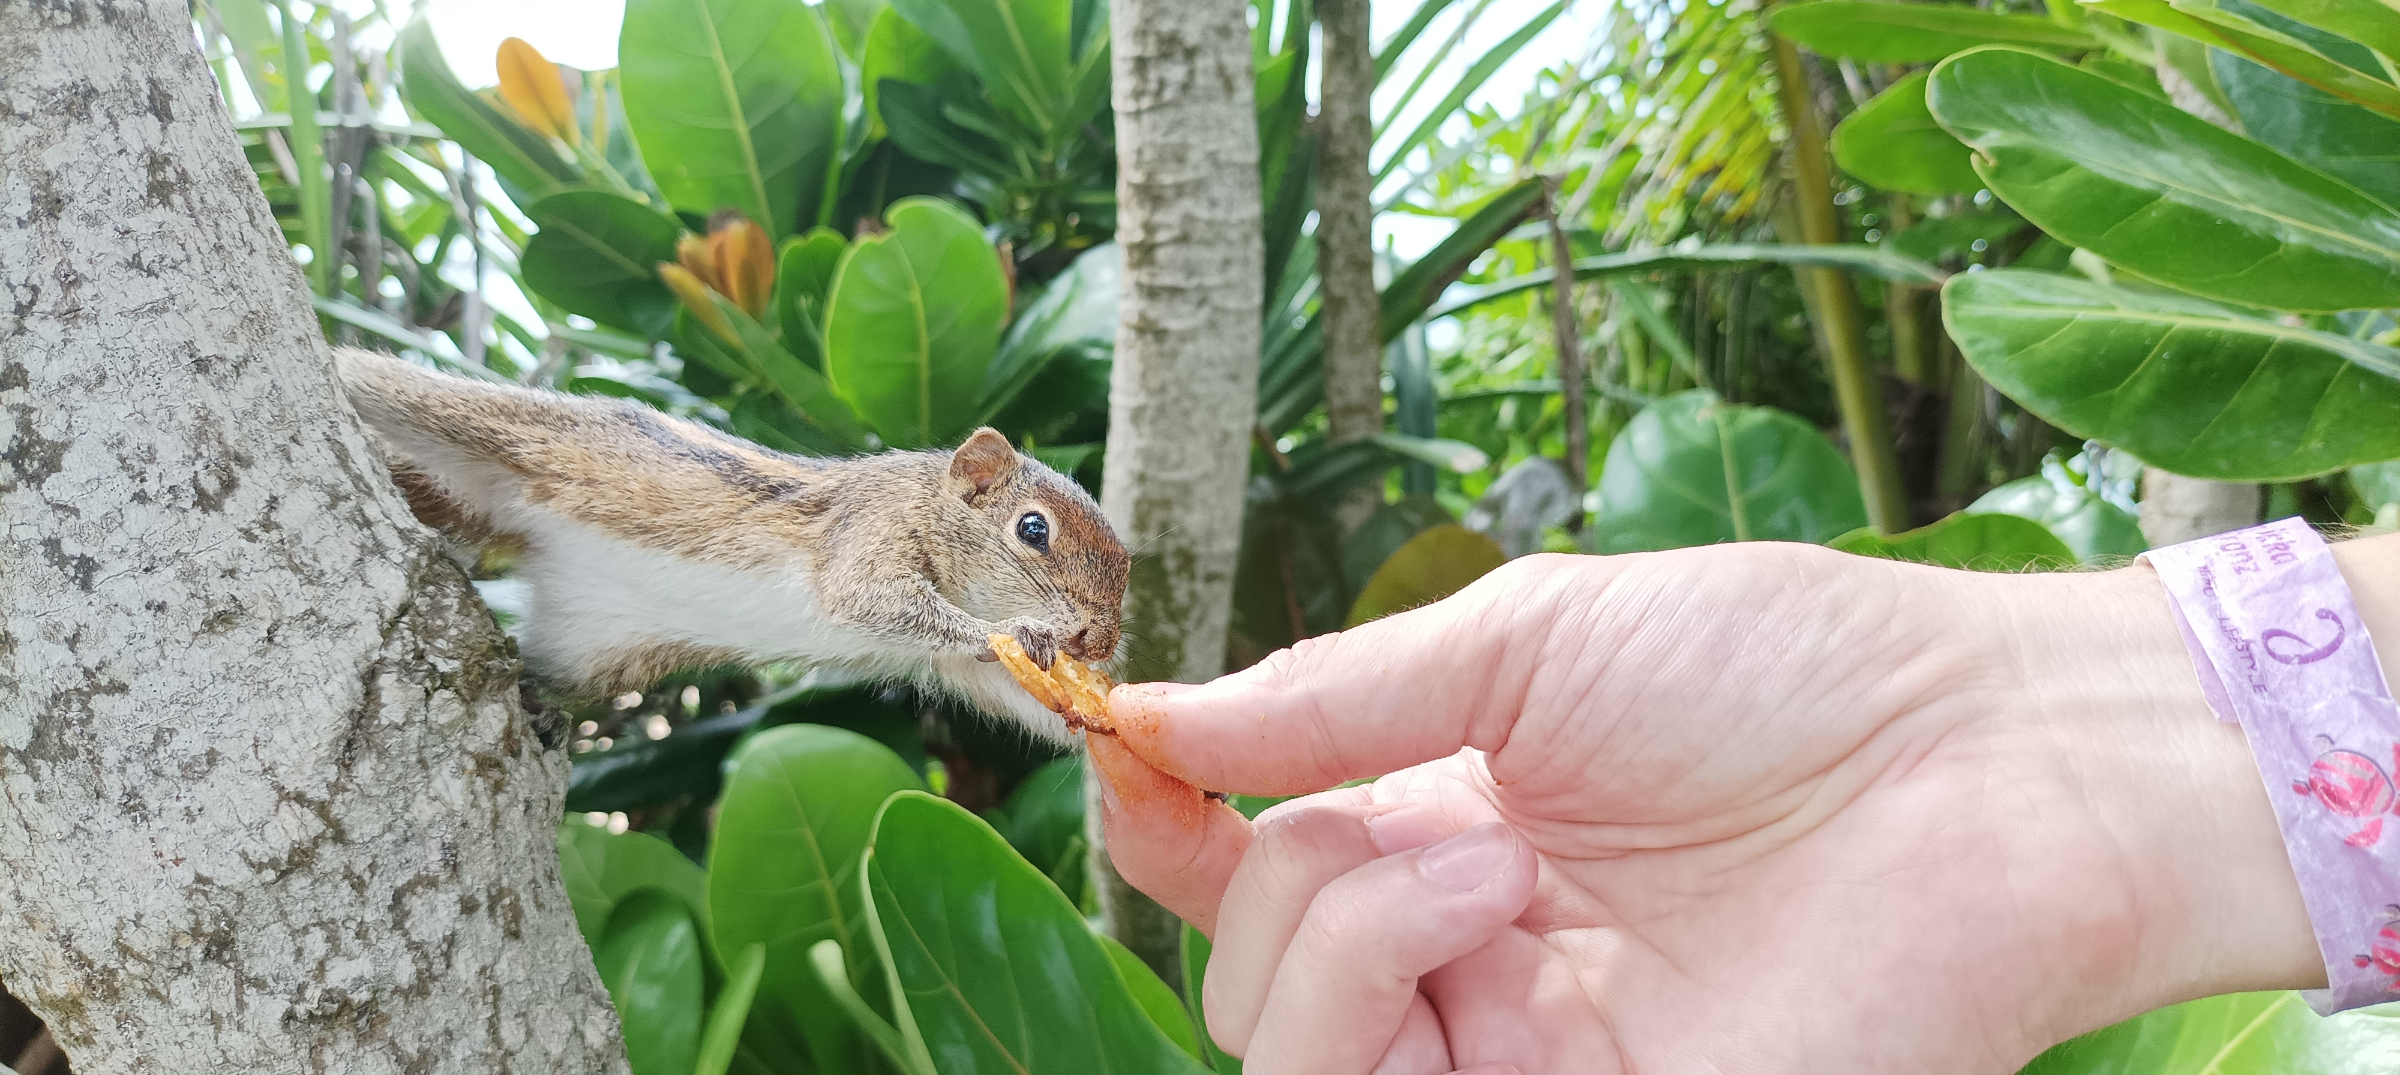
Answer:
333;348;1128;741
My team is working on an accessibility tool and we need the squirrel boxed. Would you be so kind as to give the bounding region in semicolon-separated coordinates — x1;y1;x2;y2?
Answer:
331;348;1128;742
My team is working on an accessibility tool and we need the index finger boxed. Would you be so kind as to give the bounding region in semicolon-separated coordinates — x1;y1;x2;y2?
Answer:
1107;555;1594;796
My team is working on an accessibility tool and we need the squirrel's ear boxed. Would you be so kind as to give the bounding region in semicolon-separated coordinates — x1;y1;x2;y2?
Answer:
944;427;1019;501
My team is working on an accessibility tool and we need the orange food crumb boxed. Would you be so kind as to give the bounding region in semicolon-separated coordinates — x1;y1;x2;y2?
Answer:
988;633;1118;735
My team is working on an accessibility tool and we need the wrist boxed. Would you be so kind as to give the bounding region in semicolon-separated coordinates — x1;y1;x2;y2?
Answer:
1991;561;2322;1030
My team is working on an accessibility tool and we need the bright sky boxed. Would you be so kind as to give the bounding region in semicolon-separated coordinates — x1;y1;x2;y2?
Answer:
419;0;1609;257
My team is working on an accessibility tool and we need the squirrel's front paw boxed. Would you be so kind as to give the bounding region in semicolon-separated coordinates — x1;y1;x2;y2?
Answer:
976;619;1064;670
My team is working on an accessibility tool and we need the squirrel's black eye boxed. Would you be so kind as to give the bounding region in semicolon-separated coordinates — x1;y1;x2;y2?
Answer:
1015;511;1051;552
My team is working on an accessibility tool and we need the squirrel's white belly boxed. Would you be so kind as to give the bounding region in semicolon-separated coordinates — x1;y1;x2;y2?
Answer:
499;505;1070;740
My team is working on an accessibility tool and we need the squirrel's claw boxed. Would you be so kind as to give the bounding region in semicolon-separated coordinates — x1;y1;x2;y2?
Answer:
1013;622;1062;671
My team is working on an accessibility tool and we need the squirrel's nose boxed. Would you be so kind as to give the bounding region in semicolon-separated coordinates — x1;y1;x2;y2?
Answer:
1068;624;1118;662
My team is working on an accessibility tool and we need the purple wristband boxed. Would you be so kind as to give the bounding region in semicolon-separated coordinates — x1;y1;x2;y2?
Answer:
2143;519;2400;1014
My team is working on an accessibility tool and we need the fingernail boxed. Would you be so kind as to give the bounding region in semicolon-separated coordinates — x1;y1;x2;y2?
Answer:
1365;807;1452;856
1417;823;1514;892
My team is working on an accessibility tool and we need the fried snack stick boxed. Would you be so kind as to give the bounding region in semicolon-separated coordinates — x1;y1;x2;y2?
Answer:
987;633;1118;735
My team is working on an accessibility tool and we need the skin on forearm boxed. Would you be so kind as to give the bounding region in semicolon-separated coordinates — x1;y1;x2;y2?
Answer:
1997;532;2400;1031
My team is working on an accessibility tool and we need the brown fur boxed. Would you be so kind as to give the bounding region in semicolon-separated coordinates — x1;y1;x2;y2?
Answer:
334;349;1128;695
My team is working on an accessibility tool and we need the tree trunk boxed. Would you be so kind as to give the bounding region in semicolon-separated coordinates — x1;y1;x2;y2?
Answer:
0;5;625;1072
1315;0;1383;532
1091;0;1266;986
1542;181;1589;531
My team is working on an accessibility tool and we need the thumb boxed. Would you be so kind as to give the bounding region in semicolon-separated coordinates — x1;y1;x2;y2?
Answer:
1109;556;1583;795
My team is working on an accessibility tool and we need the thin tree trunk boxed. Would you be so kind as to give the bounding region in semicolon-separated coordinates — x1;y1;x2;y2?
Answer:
0;5;625;1072
1766;34;1909;534
1543;180;1589;531
1090;0;1266;987
1316;0;1383;532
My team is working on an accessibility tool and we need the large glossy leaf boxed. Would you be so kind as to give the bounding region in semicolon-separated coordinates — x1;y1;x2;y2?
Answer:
709;725;923;1073
394;16;579;200
861;792;1210;1075
1345;495;1456;590
1829;512;2078;572
980;242;1120;424
2215;50;2400;211
987;755;1087;878
2021;991;2400;1074
1969;472;2147;563
1832;71;1980;195
1767;1;2096;62
1345;525;1506;627
1427;242;1945;321
1929;47;2400;312
557;821;710;950
712;293;876;451
521;190;682;338
889;0;1103;144
1943;269;2400;481
1592;390;1870;553
619;0;844;236
1100;934;1203;1060
773;226;849;368
824;197;1009;446
2239;0;2400;61
595;891;707;1075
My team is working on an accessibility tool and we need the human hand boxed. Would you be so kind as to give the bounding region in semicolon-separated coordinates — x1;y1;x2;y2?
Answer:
1093;543;2332;1075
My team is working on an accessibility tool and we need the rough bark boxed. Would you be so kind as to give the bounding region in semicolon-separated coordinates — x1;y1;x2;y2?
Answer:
1315;0;1383;532
1091;0;1265;985
0;4;626;1072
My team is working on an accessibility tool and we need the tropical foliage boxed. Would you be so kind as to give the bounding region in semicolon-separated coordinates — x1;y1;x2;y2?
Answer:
172;0;2400;1072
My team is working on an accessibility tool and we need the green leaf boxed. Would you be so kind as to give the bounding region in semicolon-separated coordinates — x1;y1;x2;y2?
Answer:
2214;50;2400;211
861;8;962;139
1100;934;1202;1060
1929;46;2400;312
521;190;682;338
1767;0;2098;62
1883;211;2028;263
395;15;579;200
1343;495;1455;594
557;821;710;950
595;891;707;1075
861;792;1211;1075
990;756;1087;878
2020;991;2400;1074
711;293;876;451
694;942;767;1075
1593;390;1870;553
828;0;888;56
1180;926;1243;1073
774;227;849;365
823;197;1009;447
1427;242;1946;321
2086;0;2400;121
2238;0;2400;62
708;725;923;1074
1942;269;2400;481
877;80;1018;176
808;939;931;1074
889;0;1096;144
1829;512;2079;571
2354;460;2400;510
1832;70;1981;195
982;242;1121;420
1968;473;2147;563
619;0;845;236
1374;1;1570;181
1344;525;1507;628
